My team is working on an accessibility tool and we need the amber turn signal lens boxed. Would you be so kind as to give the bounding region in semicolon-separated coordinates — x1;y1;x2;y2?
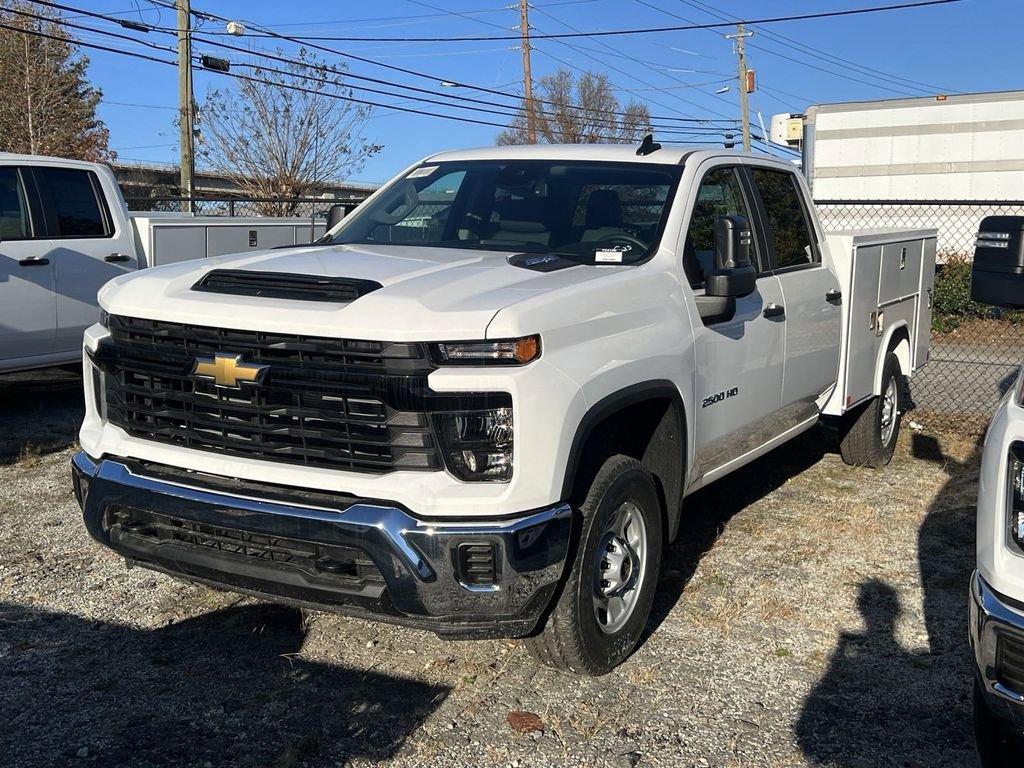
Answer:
513;335;540;364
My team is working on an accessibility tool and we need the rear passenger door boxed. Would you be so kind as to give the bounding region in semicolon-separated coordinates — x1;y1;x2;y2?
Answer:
746;165;841;418
0;166;56;364
31;166;136;354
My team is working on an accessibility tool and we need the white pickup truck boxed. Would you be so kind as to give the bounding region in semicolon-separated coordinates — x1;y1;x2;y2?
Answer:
71;143;936;675
969;216;1024;766
0;153;324;374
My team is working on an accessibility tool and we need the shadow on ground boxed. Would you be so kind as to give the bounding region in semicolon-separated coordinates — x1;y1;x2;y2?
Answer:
646;424;837;637
0;603;449;768
0;367;83;464
795;432;982;767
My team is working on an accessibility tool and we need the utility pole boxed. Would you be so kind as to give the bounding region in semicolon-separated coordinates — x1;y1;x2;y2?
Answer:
177;0;195;210
725;23;753;152
519;0;537;144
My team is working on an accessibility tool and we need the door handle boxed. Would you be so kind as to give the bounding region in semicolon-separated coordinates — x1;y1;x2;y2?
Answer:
825;289;842;304
763;303;785;319
18;257;49;266
105;253;132;263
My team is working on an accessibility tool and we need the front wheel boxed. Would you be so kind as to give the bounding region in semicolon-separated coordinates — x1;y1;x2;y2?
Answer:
839;351;904;468
525;455;663;675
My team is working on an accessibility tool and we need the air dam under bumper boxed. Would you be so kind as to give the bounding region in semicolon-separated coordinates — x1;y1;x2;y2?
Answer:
71;452;572;639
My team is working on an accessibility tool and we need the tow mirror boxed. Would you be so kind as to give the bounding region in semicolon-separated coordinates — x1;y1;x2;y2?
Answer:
972;215;1024;308
326;204;346;231
706;214;756;298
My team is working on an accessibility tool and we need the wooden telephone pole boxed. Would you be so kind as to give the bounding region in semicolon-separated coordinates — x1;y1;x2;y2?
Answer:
725;23;753;151
519;0;537;144
177;0;195;209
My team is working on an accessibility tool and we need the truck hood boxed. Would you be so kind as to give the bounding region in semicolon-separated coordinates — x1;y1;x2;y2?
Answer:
99;243;622;340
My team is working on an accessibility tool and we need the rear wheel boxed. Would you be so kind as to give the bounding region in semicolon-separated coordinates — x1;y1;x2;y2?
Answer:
839;352;904;468
526;455;662;675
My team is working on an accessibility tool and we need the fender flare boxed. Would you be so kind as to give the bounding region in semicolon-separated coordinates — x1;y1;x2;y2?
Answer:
560;380;688;539
874;321;911;394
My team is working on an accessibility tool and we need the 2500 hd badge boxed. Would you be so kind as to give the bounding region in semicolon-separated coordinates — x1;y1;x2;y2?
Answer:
702;386;739;408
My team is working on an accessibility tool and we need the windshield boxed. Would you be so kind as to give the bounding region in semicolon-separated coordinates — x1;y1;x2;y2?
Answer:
329;160;683;263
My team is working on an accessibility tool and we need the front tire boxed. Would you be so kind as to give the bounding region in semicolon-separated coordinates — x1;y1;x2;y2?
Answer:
839;351;904;468
526;455;663;675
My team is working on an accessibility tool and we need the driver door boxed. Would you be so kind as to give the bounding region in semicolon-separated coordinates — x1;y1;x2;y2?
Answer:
683;163;787;479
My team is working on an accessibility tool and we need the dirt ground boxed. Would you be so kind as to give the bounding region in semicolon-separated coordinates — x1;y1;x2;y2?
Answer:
0;369;982;768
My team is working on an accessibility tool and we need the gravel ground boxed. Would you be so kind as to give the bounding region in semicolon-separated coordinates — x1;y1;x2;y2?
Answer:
1;369;982;768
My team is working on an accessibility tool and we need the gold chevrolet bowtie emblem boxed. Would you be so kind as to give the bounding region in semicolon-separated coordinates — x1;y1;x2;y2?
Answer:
192;353;268;388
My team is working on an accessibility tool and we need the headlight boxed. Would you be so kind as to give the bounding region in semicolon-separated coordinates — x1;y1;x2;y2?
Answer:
432;407;513;481
431;335;540;366
1010;443;1024;550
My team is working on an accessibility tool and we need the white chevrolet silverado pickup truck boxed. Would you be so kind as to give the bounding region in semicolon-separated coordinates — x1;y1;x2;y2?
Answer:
71;143;936;675
969;216;1024;765
0;153;323;374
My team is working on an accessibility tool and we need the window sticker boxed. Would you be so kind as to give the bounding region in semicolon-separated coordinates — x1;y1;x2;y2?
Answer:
594;249;624;263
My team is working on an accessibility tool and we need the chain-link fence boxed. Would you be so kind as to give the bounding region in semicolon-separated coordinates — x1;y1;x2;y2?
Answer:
125;196;365;219
817;200;1024;433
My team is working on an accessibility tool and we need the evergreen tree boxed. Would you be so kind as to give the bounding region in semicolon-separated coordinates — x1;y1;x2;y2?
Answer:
0;1;113;161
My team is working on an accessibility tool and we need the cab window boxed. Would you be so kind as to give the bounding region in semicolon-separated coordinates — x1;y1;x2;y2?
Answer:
749;168;818;271
682;166;755;289
0;169;32;240
33;167;112;239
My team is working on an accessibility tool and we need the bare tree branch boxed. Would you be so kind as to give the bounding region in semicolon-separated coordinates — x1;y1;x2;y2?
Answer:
198;49;381;216
497;69;652;146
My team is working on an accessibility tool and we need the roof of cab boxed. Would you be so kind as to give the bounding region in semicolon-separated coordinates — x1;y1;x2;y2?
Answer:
425;143;746;165
0;152;107;170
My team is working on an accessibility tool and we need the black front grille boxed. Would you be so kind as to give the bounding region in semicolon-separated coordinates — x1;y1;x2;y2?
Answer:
193;269;382;303
94;315;452;473
107;506;384;588
997;632;1024;693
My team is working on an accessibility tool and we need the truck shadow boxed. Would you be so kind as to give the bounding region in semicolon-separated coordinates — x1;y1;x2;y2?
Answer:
646;424;836;635
0;367;84;464
794;432;981;766
0;602;449;768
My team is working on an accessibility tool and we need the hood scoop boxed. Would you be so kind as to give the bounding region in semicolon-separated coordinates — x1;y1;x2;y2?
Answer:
192;269;382;303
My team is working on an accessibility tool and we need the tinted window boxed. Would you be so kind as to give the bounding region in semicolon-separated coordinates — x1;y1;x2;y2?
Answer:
750;168;817;270
0;169;32;240
36;168;109;238
682;167;753;288
333;160;682;264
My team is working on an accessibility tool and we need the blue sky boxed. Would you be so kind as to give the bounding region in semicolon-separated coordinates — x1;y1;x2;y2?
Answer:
75;0;1016;184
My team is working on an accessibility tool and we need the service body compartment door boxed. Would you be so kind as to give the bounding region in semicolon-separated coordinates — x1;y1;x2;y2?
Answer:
915;237;937;367
206;225;295;257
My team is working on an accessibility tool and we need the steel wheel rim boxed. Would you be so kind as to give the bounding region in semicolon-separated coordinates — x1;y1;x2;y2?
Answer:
880;376;899;445
592;501;647;635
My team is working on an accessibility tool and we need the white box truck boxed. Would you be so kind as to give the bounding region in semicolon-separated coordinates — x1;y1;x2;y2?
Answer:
72;143;935;675
0;153;326;374
772;89;1024;258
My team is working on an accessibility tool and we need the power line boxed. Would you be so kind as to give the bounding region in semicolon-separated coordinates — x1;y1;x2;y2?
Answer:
196;1;964;43
29;0;739;126
677;0;956;94
3;16;733;144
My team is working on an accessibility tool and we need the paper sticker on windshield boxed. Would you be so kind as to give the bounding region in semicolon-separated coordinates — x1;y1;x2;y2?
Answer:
407;165;438;178
594;249;624;263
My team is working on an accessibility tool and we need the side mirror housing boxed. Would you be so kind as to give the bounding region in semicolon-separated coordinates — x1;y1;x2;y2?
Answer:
326;204;346;231
705;214;756;298
972;215;1024;308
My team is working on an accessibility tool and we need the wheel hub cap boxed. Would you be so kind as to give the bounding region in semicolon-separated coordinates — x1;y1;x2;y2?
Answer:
592;501;647;634
880;377;899;444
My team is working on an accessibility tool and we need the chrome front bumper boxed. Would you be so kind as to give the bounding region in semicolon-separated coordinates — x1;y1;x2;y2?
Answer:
970;570;1024;726
72;452;572;638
